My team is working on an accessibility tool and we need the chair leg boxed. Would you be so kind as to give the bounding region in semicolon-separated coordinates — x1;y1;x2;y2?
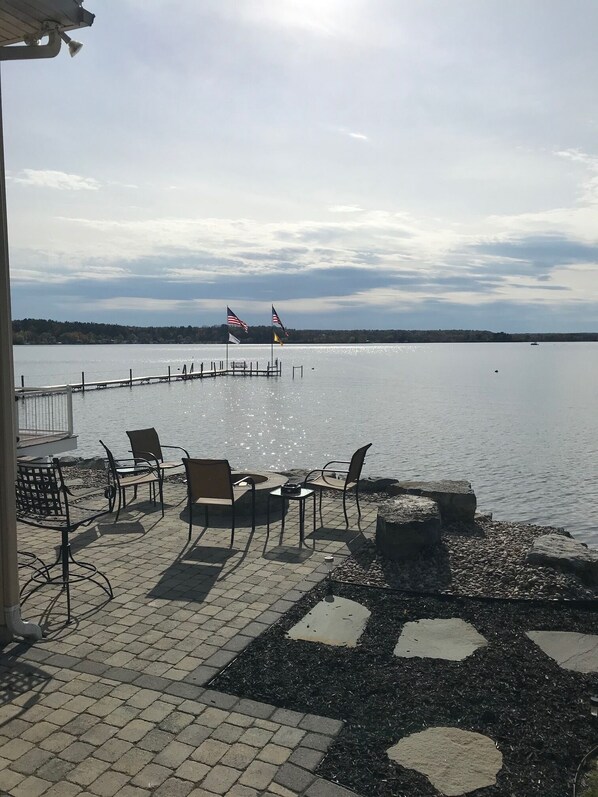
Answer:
342;490;349;527
114;486;124;523
188;501;193;541
356;486;362;518
56;529;72;622
67;546;113;601
20;528;113;625
106;482;115;512
159;479;164;517
251;488;255;532
231;506;235;548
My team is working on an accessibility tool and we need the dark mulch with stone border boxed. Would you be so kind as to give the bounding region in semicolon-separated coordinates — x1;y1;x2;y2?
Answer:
212;582;598;797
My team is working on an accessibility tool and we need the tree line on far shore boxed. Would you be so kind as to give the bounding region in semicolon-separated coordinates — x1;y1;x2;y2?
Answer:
11;318;598;345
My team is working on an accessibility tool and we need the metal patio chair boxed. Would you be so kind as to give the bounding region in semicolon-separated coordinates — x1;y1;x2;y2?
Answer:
182;458;255;546
100;440;164;523
303;443;372;526
16;458;113;623
126;427;189;474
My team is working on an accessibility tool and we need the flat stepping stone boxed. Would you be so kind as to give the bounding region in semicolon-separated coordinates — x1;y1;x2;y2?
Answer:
286;596;370;647
526;631;598;673
387;726;503;795
394;618;488;661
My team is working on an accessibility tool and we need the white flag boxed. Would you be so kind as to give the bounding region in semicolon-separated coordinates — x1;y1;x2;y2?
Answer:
228;332;240;344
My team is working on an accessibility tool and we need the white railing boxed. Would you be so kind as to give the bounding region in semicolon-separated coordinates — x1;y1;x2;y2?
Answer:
15;386;74;443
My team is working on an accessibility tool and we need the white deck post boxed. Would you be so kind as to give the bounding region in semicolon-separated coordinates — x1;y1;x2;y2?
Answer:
0;71;41;640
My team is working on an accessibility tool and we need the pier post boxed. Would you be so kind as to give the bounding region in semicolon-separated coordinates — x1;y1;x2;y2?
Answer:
200;362;203;376
20;374;23;388
81;371;85;393
168;365;171;383
129;368;133;388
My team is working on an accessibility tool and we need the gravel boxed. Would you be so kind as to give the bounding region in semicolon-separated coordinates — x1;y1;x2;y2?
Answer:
212;582;598;797
336;498;598;602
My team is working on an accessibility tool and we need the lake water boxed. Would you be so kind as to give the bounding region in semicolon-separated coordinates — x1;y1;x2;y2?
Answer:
13;342;598;545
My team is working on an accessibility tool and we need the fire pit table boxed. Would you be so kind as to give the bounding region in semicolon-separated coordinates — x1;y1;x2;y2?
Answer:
230;470;288;521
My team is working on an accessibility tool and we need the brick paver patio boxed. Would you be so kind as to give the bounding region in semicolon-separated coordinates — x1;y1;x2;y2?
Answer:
1;480;376;796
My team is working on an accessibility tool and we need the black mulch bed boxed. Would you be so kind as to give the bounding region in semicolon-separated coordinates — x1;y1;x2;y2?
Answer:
211;582;598;797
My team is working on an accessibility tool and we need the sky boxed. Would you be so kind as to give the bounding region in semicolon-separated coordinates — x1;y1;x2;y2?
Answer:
2;0;598;332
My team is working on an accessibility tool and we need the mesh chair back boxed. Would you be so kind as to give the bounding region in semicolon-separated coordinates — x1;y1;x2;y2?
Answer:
183;459;234;502
16;459;65;518
127;428;163;462
346;443;372;487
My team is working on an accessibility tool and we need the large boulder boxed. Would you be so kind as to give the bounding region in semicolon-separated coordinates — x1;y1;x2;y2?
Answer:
526;534;598;585
376;495;441;561
359;476;400;494
389;480;477;523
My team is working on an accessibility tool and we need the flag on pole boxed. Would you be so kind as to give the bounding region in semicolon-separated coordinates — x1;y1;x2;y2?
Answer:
271;305;288;336
273;332;284;346
227;306;248;333
228;333;240;344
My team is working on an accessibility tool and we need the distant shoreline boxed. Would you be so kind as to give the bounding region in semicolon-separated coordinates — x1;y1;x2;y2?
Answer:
11;319;598;345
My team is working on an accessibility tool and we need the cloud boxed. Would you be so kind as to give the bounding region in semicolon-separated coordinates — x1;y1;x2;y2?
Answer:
328;205;363;213
333;127;369;142
211;0;367;40
554;149;598;205
10;169;101;191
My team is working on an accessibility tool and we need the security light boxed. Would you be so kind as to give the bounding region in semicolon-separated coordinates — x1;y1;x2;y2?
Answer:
59;31;83;57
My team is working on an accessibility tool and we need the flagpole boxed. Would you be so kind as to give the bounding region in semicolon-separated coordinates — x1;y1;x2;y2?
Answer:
270;325;274;368
225;313;229;370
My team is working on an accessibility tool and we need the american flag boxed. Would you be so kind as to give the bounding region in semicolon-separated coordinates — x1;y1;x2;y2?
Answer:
227;307;248;333
271;305;287;336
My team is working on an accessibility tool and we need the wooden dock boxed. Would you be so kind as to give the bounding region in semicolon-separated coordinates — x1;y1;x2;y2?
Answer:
23;360;283;393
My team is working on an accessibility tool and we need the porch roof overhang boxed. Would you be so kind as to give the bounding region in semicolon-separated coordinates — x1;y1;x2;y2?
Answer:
0;0;94;51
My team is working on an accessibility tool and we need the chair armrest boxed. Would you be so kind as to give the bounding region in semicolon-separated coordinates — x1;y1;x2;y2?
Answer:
304;468;348;484
132;450;163;467
323;459;350;469
113;455;162;480
161;444;190;459
68;485;114;519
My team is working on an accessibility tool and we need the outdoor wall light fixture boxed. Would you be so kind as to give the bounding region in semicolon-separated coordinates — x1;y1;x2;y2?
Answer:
324;555;334;596
59;30;83;57
2;22;83;61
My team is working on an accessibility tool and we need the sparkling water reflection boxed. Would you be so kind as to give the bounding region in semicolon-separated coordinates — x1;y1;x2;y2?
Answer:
14;343;598;544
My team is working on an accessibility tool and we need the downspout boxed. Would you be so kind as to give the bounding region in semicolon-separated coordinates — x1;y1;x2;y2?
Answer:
0;67;42;641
